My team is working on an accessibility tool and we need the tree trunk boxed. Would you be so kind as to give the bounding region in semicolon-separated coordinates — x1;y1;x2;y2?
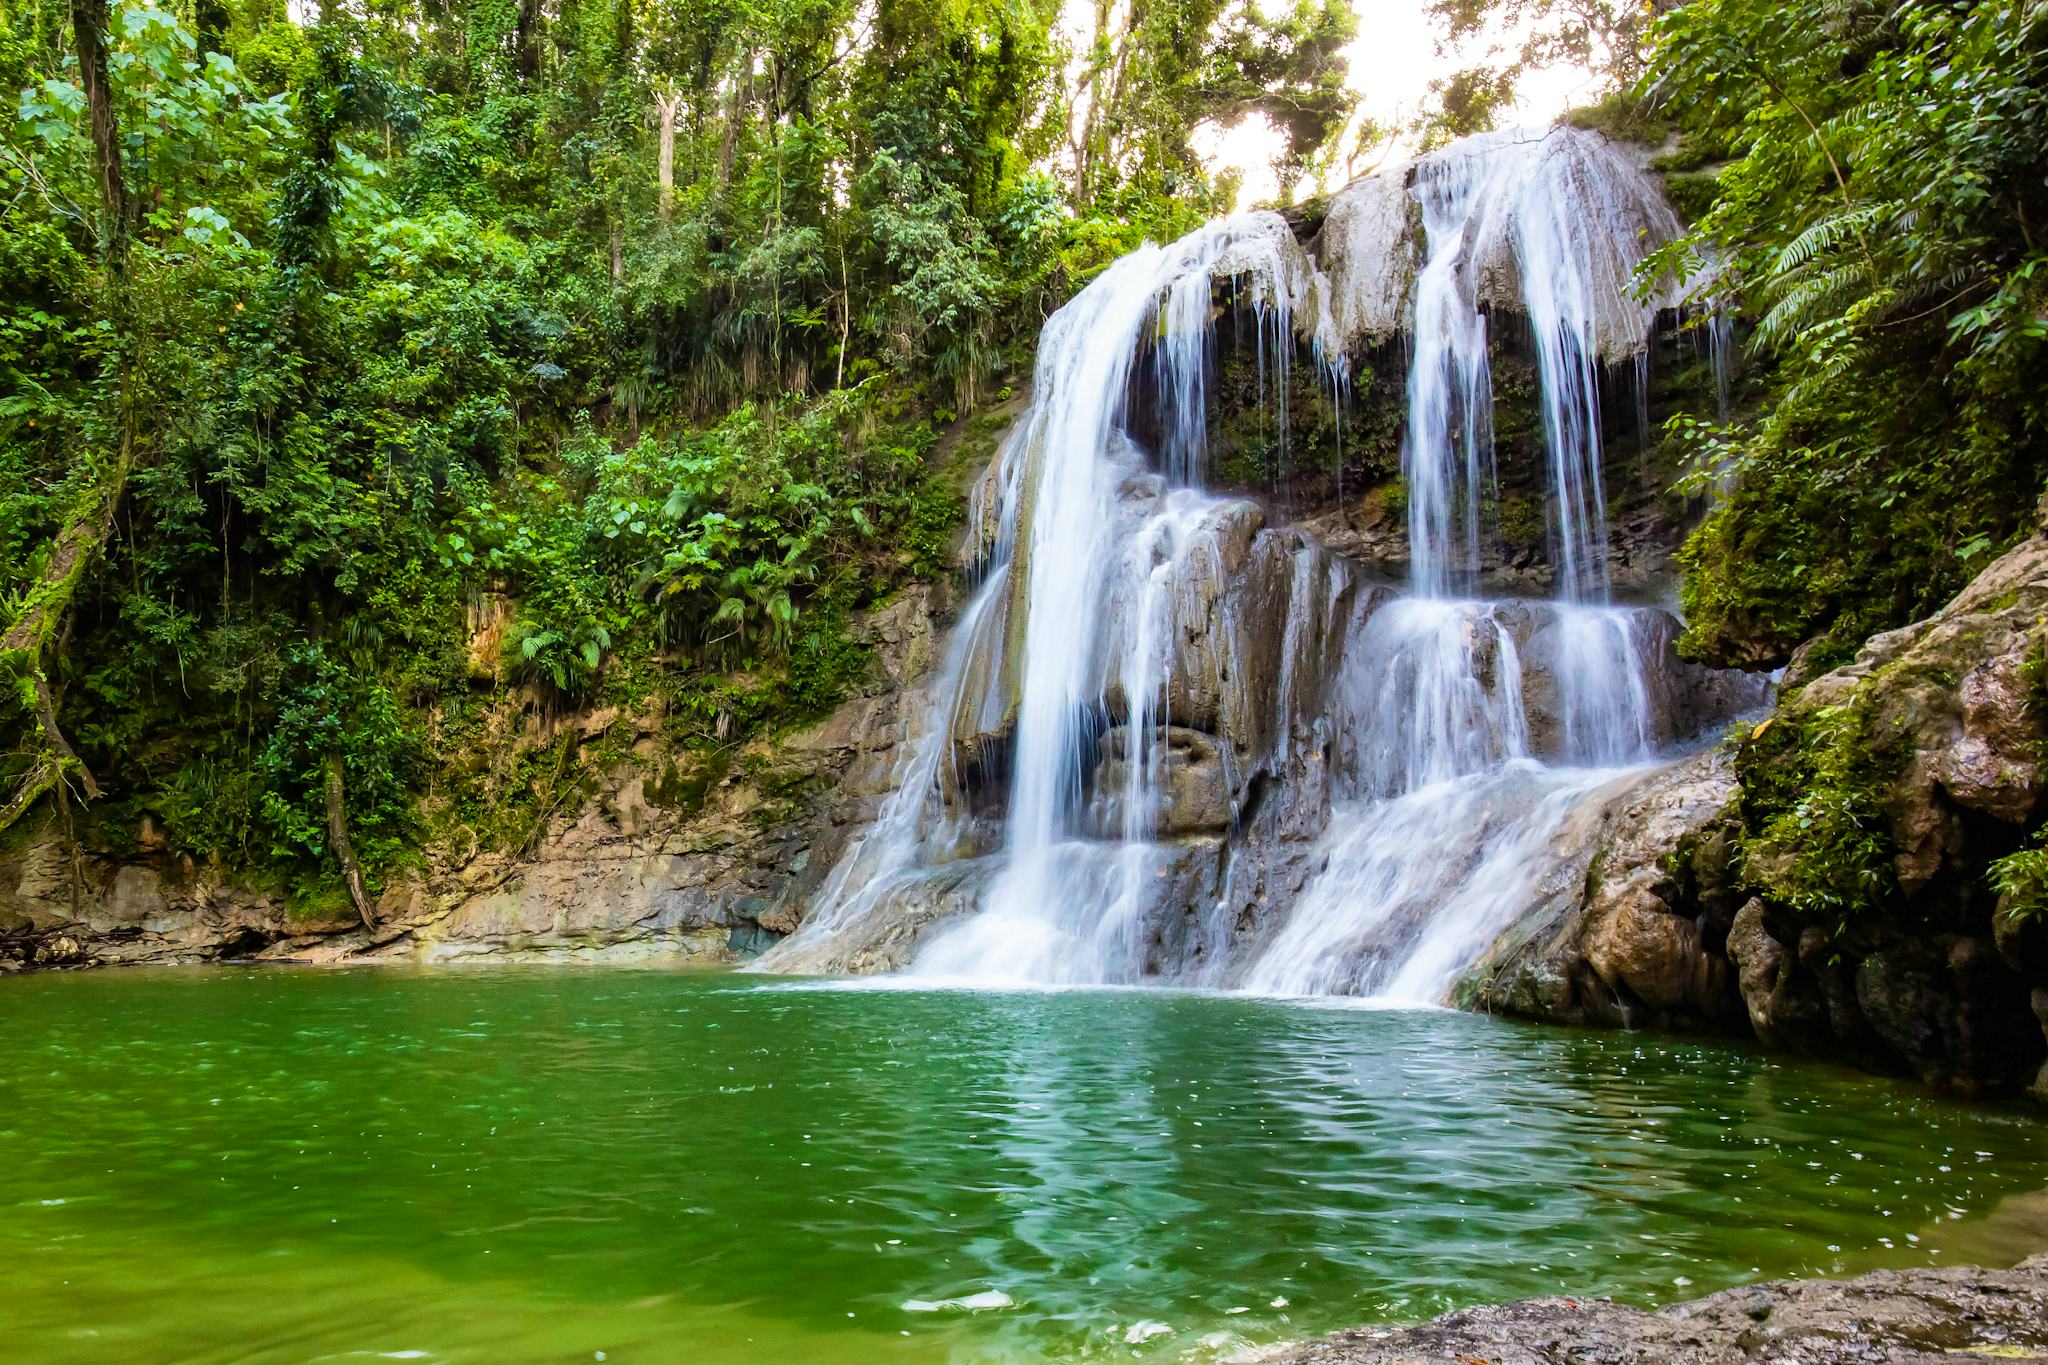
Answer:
514;0;542;81
1072;0;1113;196
325;754;377;931
0;429;132;836
655;87;684;223
716;63;750;196
2;0;136;837
69;0;130;251
31;674;98;800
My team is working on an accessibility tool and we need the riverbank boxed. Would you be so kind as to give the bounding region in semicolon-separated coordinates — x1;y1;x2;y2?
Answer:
1243;1255;2048;1363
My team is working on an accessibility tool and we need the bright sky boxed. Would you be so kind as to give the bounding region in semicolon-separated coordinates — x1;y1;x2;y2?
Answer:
1194;0;1601;208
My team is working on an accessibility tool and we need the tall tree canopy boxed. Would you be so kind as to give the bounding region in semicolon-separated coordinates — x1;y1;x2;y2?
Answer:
0;0;1357;901
1643;0;2048;668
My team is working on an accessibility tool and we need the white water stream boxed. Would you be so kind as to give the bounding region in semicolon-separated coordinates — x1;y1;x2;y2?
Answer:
762;127;1727;1001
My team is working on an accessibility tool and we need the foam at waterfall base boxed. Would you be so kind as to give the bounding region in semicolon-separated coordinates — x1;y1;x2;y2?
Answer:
1241;758;1651;1001
907;838;1169;986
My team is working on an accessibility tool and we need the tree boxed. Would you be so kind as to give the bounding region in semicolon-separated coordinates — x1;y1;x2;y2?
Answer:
0;0;1357;897
1643;0;2048;667
0;0;136;835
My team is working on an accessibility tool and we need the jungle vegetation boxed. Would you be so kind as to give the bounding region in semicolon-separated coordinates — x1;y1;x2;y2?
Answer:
3;0;2045;915
0;0;1355;912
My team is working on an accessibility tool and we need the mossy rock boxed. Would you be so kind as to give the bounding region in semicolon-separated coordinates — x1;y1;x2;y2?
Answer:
1661;170;1721;225
647;749;730;815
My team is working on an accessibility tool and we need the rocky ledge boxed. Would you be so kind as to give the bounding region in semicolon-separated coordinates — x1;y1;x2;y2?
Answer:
1239;1256;2048;1364
0;582;951;971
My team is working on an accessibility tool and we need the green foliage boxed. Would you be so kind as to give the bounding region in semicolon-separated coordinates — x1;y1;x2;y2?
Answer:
1991;836;2048;927
1560;89;1668;146
1738;704;1898;930
1070;0;1357;206
0;0;1359;890
257;642;416;877
1642;0;2048;669
1421;0;1656;140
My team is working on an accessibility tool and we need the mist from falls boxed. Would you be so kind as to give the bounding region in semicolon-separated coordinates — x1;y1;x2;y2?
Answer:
760;126;1732;999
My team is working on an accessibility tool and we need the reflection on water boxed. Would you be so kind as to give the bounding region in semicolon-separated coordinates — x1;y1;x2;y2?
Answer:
1;967;2044;1364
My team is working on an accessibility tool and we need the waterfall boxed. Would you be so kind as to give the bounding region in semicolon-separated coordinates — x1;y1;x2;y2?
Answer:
1395;128;1684;602
908;211;1327;984
760;125;1749;1000
1246;129;1682;999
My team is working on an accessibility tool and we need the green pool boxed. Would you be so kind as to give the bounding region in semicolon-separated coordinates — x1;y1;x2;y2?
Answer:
2;966;2045;1363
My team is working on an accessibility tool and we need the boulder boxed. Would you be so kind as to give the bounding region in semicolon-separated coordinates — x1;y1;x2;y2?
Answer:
1460;748;1747;1030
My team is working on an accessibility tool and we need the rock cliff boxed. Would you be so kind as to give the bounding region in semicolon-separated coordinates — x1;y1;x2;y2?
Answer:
1;584;951;971
1462;512;2048;1101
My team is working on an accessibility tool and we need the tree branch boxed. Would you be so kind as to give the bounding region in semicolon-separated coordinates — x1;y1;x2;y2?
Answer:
325;754;378;931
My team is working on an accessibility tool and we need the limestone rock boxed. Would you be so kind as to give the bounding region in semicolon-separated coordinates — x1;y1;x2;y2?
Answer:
1725;897;1818;1050
464;591;516;683
1736;528;2048;1092
1460;748;1746;1029
1237;1254;2048;1365
1092;727;1235;837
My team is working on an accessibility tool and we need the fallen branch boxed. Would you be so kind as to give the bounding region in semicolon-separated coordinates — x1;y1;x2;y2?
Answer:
325;754;378;931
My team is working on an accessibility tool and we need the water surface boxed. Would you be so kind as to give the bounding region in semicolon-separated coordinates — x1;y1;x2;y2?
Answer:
2;966;2045;1363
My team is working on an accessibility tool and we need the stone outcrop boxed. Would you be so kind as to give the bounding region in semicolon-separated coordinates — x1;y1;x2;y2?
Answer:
1237;1254;2048;1365
1733;522;2048;1098
1466;519;2048;1101
1461;748;1748;1031
0;585;951;972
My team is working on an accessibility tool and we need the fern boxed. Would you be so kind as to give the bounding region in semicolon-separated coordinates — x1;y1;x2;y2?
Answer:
1771;205;1881;276
1754;261;1876;349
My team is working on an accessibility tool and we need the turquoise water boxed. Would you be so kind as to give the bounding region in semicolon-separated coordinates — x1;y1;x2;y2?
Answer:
2;966;2045;1363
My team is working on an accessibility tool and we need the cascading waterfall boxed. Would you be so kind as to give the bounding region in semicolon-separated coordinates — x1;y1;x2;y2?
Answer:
908;212;1325;984
1402;152;1496;600
762;126;1749;1001
1245;129;1685;1000
762;215;1329;982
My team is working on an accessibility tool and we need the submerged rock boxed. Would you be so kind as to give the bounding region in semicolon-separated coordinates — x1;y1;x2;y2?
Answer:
1236;1255;2048;1364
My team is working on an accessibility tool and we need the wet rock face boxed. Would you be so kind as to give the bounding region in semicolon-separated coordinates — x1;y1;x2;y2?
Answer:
1198;295;1710;606
1240;1254;2048;1365
1469;525;2048;1101
757;857;1000;977
1092;727;1235;836
0;585;951;972
1459;749;1750;1031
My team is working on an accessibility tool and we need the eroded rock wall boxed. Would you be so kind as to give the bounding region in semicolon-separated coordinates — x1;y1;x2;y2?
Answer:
0;585;952;971
1464;514;2048;1101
